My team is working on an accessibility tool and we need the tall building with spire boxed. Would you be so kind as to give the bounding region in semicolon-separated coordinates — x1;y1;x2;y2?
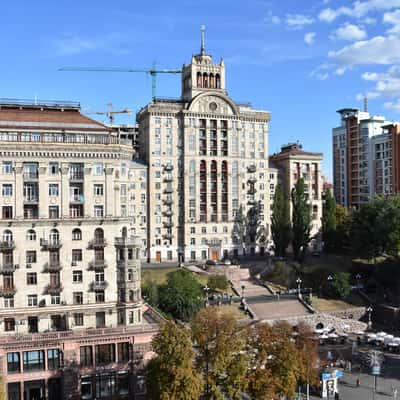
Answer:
137;29;271;262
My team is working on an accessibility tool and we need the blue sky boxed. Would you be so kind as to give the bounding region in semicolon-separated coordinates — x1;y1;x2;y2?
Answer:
3;0;400;177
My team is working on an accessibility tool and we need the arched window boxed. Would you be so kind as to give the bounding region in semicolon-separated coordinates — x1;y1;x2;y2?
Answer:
94;228;104;241
203;72;209;88
49;229;59;244
209;73;215;88
197;72;202;87
215;74;221;89
72;228;82;241
3;230;12;243
26;229;36;241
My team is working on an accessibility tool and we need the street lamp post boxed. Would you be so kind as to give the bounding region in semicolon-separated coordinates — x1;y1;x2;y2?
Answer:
204;285;210;307
327;275;333;297
241;284;245;300
296;278;302;297
367;306;373;329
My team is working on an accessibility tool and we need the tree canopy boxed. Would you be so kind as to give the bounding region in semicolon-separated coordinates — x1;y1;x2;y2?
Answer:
291;178;312;262
271;184;292;257
146;321;202;400
322;189;336;253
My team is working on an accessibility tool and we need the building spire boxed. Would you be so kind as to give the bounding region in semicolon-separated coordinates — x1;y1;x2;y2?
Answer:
200;25;206;55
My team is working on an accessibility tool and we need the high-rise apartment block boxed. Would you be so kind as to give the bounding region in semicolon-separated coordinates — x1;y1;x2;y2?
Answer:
332;108;400;208
0;100;160;400
137;41;271;263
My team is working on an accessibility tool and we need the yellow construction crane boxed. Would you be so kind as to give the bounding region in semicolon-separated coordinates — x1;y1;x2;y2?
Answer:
85;103;132;125
59;62;182;100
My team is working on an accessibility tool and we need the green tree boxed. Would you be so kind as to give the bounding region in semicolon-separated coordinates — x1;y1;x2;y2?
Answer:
271;184;292;257
142;280;159;307
335;205;351;253
207;275;229;292
328;272;351;299
291;178;311;262
322;189;336;253
191;307;249;400
145;321;202;400
158;269;203;321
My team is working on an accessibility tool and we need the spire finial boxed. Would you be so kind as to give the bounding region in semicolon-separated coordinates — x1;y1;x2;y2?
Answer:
200;25;206;55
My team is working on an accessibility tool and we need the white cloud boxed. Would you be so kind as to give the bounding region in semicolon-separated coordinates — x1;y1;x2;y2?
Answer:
265;11;281;25
384;100;400;112
319;0;400;22
304;32;316;45
360;66;400;99
332;23;367;41
309;63;332;80
383;9;400;34
285;14;314;29
271;15;281;24
328;35;400;66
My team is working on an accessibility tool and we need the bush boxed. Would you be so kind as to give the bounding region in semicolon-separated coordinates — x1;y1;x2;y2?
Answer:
329;272;351;299
207;275;229;291
142;280;159;307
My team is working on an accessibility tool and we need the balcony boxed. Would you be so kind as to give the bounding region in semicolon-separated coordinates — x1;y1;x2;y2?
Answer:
162;233;173;240
0;263;17;274
23;172;38;181
88;238;107;249
69;194;84;203
163;221;174;228
115;236;141;247
163;198;174;205
0;241;15;251
163;164;173;172
40;239;62;250
248;177;257;184
45;283;63;295
248;188;257;195
90;281;108;291
88;259;108;271
163;175;173;183
69;172;84;181
164;187;173;194
247;164;257;173
24;196;39;204
163;210;173;217
248;198;257;206
0;285;16;297
43;261;62;272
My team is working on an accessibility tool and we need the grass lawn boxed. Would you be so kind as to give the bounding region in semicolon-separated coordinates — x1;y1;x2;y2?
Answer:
217;304;249;320
302;253;353;273
312;292;367;312
141;267;178;285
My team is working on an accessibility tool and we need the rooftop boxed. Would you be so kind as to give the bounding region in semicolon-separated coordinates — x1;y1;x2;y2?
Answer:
270;143;323;159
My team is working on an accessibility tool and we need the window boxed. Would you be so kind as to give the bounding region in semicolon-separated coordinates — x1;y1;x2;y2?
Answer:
80;346;93;367
94;206;104;217
23;350;45;371
95;291;105;303
48;349;61;370
2;161;13;174
94;184;104;196
26;251;37;264
2;184;12;197
190;251;196;260
190;227;196;234
117;342;130;363
73;292;83;305
74;313;84;326
73;270;83;283
190;238;196;245
4;318;15;331
49;162;59;175
96;311;106;328
49;184;59;196
121;205;127;217
26;273;37;285
51;295;60;305
49;206;59;219
167;251;172;260
120;184;127;196
72;228;82;240
129;311;134;324
4;297;14;308
7;352;20;373
26;229;36;241
93;163;104;176
2;206;12;219
72;249;83;262
95;344;115;365
27;295;37;307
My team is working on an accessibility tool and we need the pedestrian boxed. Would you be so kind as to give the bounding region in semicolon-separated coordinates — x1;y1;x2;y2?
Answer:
335;392;339;400
356;377;360;387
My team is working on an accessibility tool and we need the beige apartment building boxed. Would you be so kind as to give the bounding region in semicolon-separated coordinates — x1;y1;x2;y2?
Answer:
269;143;323;248
137;39;271;263
0;100;159;400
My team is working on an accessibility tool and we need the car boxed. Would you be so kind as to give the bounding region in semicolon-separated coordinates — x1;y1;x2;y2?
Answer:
205;259;217;266
223;259;231;265
312;251;321;257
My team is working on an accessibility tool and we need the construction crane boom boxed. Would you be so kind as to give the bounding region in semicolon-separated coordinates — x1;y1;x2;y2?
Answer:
59;64;182;99
85;103;132;125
